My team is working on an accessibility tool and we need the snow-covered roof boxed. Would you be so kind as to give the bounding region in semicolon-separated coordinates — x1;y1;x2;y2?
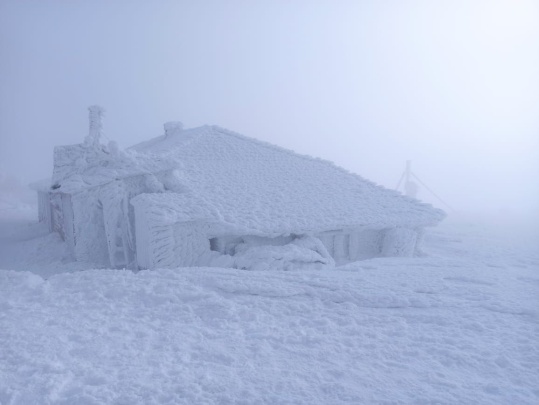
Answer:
129;125;445;235
130;192;222;225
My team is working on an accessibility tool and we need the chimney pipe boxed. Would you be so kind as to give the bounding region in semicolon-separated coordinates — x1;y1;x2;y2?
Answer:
164;121;183;138
85;105;105;147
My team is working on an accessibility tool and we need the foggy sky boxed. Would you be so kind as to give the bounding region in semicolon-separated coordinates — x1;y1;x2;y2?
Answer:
1;0;538;218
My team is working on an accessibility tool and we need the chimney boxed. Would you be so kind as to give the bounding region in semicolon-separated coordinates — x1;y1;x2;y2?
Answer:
164;121;184;138
85;105;105;147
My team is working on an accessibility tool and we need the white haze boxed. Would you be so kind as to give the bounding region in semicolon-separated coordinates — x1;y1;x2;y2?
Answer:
1;0;538;220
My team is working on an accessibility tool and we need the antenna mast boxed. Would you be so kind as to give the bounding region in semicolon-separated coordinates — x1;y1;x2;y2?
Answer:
395;160;453;211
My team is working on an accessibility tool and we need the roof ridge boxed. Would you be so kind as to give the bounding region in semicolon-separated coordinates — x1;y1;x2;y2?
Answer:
210;125;373;181
129;125;213;155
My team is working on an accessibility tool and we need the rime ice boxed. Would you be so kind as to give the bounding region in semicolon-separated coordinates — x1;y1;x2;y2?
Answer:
34;107;445;270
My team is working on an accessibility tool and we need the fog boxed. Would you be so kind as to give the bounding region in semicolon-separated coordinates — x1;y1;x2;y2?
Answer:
1;0;538;220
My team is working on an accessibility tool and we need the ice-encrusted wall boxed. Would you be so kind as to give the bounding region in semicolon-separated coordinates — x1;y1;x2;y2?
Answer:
55;170;181;268
381;227;419;257
71;189;110;266
51;181;422;269
49;193;65;239
349;229;385;261
132;204;213;269
317;227;423;263
172;222;212;267
62;194;75;253
146;223;175;268
317;229;385;265
132;202;151;269
100;180;132;268
37;191;52;232
131;198;422;269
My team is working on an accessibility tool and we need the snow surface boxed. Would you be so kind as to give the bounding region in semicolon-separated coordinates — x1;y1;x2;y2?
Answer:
1;193;538;404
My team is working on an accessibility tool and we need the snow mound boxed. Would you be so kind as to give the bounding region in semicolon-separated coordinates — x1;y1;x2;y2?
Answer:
233;235;335;271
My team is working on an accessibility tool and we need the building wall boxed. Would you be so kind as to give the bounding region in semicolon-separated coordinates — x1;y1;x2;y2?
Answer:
49;193;65;239
69;174;168;269
381;227;419;257
317;229;385;265
71;189;110;266
172;222;212;267
133;201;421;269
37;191;52;232
44;192;76;256
61;194;75;253
133;213;213;269
133;201;151;269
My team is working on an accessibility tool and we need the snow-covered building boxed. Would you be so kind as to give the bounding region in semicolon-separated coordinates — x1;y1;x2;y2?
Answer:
35;106;445;270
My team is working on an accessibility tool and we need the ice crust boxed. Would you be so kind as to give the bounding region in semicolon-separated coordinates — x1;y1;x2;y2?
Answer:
50;141;179;194
128;125;445;268
42;122;445;269
130;125;445;235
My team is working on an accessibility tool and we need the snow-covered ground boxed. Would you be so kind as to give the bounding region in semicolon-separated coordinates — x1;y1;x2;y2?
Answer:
1;195;538;404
